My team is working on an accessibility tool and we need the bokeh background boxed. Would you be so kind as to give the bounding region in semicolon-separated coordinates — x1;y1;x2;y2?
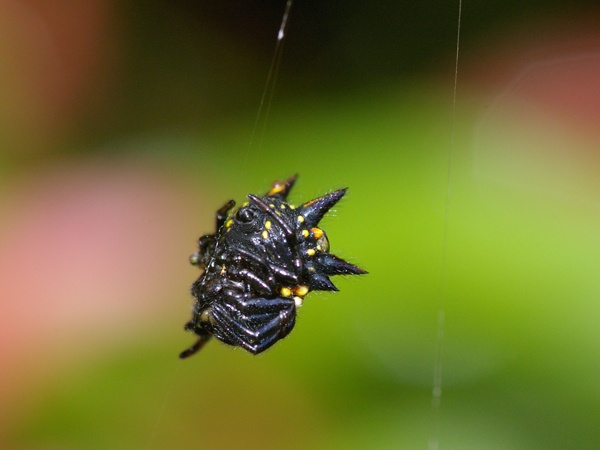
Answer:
2;1;600;449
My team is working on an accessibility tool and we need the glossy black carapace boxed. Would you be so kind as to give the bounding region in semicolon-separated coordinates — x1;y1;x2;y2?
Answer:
180;175;366;358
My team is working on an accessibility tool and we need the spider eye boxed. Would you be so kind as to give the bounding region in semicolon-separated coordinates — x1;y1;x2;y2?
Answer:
236;207;256;223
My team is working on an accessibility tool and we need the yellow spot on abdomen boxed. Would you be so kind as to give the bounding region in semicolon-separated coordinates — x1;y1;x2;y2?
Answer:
280;287;292;297
306;248;316;256
297;215;305;223
294;285;309;297
262;230;269;240
265;221;272;230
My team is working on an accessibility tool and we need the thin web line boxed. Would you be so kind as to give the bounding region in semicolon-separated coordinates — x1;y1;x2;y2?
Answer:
244;0;294;167
429;0;462;449
145;363;182;450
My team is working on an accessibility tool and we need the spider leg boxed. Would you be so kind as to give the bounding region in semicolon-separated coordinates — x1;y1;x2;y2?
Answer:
267;262;299;283
237;268;273;295
216;199;236;229
236;247;299;284
211;296;296;355
179;324;212;359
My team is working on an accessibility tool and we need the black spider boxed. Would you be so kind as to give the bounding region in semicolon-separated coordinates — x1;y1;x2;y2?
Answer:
180;175;366;358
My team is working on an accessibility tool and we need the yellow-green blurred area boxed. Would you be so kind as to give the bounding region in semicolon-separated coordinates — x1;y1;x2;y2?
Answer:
2;1;600;449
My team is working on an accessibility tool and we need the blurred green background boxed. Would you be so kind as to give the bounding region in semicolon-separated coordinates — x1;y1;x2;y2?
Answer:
2;1;600;449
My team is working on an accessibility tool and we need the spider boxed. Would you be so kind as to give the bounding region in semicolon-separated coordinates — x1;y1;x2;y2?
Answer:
180;175;366;358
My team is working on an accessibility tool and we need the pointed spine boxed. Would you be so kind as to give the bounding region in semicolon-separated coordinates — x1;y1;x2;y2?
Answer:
309;272;339;292
299;188;347;228
315;253;367;275
266;174;297;199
